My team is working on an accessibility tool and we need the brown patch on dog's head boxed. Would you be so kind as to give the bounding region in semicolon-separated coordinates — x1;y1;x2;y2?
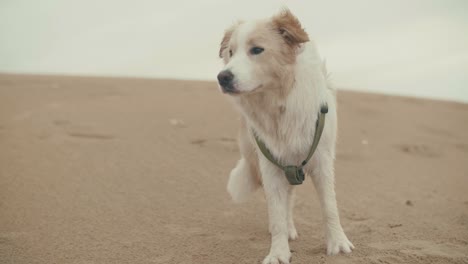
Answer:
272;9;309;47
219;22;242;58
217;10;309;97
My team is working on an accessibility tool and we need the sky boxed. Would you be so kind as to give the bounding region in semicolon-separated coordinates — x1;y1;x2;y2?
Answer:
1;0;468;102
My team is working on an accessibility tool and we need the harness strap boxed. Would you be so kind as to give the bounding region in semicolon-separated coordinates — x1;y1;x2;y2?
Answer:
253;105;328;185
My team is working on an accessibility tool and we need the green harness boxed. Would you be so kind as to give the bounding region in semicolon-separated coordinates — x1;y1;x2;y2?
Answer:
253;105;328;185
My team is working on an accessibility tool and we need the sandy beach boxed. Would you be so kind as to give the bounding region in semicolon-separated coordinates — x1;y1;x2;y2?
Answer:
1;74;467;264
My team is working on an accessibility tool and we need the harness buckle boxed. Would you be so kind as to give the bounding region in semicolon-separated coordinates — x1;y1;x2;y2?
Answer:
284;166;305;185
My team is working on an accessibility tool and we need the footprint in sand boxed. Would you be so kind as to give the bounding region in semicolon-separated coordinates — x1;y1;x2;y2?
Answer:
455;213;468;227
396;144;440;158
344;213;373;236
345;213;370;222
53;120;115;140
367;254;404;264
190;138;207;146
67;132;114;140
218;137;238;152
190;137;238;152
0;235;11;245
369;240;468;260
455;143;468;154
418;124;455;138
219;137;236;142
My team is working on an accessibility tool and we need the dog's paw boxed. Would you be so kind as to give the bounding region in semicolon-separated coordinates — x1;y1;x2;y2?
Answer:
268;226;298;241
288;225;298;241
326;231;354;255
262;249;291;264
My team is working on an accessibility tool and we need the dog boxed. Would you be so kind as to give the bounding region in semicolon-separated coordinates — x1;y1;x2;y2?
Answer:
216;9;354;264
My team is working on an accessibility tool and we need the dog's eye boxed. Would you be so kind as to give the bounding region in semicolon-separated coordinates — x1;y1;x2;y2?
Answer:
250;47;264;55
229;50;233;57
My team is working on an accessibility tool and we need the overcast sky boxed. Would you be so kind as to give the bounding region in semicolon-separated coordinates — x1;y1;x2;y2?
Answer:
1;0;467;102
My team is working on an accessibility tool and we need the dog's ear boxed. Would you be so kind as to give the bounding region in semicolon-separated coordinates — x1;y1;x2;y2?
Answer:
219;22;241;58
272;9;309;47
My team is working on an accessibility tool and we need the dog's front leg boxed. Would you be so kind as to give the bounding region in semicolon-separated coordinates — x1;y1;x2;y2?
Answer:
287;187;298;241
311;154;354;255
260;159;292;264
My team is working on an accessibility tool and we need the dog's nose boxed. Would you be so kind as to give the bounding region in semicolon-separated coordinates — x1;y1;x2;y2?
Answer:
217;70;234;87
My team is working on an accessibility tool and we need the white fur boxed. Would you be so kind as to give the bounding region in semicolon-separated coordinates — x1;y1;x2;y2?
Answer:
222;21;265;93
221;18;353;264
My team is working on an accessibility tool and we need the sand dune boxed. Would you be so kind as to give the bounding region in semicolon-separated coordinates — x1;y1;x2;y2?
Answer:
0;74;467;263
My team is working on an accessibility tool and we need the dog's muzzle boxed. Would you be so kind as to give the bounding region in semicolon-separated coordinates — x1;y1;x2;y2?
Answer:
217;70;237;94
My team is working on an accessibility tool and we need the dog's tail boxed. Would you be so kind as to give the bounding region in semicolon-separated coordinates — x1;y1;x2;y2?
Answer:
227;158;261;203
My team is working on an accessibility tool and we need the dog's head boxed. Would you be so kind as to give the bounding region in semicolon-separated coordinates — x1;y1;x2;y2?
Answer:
217;9;309;95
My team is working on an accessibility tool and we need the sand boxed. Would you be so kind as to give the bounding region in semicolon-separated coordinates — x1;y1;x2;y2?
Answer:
0;74;467;264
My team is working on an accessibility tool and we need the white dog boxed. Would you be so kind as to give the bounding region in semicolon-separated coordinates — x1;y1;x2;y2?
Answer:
217;9;354;264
